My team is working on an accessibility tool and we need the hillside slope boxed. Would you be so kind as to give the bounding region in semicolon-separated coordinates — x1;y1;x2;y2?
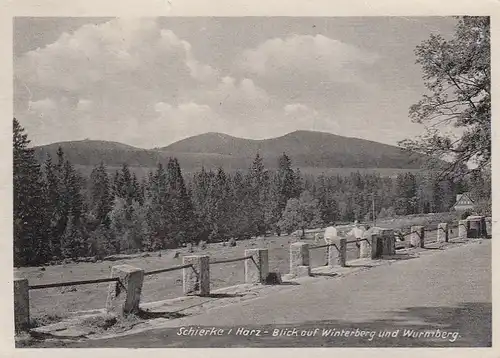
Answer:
162;130;423;168
33;130;427;173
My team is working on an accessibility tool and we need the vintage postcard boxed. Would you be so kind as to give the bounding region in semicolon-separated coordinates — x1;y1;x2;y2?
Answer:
1;0;497;356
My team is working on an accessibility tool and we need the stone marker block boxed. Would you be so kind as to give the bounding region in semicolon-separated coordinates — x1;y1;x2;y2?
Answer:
106;264;144;316
290;242;310;276
375;235;384;257
327;238;346;267
371;227;395;255
486;217;492;238
326;243;336;267
14;278;30;332
380;229;396;255
466;216;487;238
183;255;210;296
245;249;269;284
437;223;449;243
458;220;468;240
360;236;376;259
410;226;425;248
366;234;382;259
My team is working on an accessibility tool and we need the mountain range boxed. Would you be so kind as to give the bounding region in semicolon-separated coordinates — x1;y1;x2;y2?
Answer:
33;130;429;177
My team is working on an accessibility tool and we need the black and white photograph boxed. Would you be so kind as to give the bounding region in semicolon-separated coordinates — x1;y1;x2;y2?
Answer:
9;11;493;350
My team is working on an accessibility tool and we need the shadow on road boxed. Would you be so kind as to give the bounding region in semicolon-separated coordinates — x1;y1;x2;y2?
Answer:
28;301;491;348
345;264;373;268
137;309;188;320
311;273;338;278
204;293;245;298
380;254;418;261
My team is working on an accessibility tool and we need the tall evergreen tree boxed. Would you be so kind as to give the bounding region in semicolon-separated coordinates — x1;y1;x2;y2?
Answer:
165;158;196;245
246;153;268;236
143;163;169;250
277;153;298;213
42;154;61;258
13;118;49;266
89;162;113;227
59;160;86;258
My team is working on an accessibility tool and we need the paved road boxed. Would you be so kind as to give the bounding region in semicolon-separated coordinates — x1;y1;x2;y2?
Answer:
44;240;493;348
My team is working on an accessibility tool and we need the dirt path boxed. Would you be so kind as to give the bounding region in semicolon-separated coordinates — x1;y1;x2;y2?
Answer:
39;239;491;348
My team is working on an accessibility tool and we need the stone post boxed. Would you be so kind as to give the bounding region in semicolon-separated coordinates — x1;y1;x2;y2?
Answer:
410;226;425;248
486;217;492;238
183;255;210;296
290;242;311;277
437;223;449;243
381;229;396;255
106;264;144;316
458;220;468;240
481;216;487;238
359;237;371;259
14;278;30;332
466;216;486;238
360;234;381;259
245;249;269;284
327;238;346;267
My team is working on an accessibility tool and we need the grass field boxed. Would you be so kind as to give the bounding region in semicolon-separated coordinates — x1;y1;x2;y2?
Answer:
17;212;459;325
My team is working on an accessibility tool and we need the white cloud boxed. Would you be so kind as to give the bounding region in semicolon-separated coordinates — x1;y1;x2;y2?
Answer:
29;98;58;114
236;34;381;112
240;34;378;84
15;18;217;93
281;103;337;133
284;103;314;114
144;101;226;146
193;76;271;117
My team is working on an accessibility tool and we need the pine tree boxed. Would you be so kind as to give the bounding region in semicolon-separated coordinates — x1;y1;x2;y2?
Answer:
61;215;86;259
209;167;232;241
143;163;169;250
43;154;61;259
277;153;298;213
263;173;282;234
246;153;268;236
191;167;214;241
13;118;49;266
110;197;146;253
165;158;195;246
315;174;338;224
89;162;112;227
58;160;86;258
230;171;252;239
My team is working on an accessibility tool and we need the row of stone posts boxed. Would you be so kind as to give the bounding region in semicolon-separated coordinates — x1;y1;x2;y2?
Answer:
14;248;270;332
99;247;272;316
289;229;396;278
409;222;452;248
14;219;490;332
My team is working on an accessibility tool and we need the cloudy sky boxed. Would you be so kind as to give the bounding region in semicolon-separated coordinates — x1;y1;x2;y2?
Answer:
13;17;458;148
